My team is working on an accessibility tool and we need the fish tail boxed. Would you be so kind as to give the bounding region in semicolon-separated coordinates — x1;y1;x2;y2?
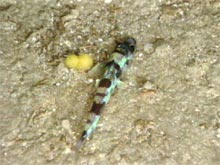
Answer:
76;68;113;149
76;136;85;150
76;103;103;149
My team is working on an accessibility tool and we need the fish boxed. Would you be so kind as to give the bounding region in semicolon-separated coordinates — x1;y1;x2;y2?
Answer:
76;38;136;149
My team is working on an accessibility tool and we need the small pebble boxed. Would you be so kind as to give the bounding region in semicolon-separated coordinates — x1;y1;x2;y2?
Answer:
104;0;112;4
142;81;157;90
144;43;154;54
62;120;71;130
217;129;220;138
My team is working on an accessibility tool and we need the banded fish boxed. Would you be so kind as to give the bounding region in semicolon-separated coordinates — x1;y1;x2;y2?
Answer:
76;38;136;149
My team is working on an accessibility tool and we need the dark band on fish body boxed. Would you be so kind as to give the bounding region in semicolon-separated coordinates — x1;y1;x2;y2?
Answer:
112;61;122;78
90;102;104;115
113;62;121;70
87;119;92;123
99;78;112;88
81;130;87;137
105;60;121;71
96;93;106;97
116;70;122;78
105;61;114;67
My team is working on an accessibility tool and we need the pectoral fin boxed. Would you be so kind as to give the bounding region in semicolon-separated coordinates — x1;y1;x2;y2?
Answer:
88;63;107;79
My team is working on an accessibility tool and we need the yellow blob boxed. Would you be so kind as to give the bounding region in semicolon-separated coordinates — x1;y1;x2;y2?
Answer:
65;55;79;69
64;54;93;71
77;54;94;71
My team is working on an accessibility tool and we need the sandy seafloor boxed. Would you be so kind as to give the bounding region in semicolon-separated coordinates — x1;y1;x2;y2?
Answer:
1;0;220;164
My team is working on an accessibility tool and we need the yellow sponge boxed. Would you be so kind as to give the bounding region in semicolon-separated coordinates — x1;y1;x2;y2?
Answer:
65;55;79;69
76;54;94;71
64;54;93;71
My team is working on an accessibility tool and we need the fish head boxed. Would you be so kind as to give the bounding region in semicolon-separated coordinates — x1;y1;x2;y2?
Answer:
115;37;136;55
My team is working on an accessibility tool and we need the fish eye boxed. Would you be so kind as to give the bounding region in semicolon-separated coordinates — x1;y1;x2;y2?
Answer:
129;45;135;52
